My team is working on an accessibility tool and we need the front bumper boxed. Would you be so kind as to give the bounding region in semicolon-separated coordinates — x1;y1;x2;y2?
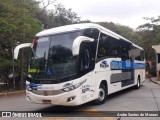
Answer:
26;88;81;106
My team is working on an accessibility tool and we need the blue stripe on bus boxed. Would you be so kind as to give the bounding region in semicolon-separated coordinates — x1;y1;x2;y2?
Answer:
111;61;145;70
26;83;42;87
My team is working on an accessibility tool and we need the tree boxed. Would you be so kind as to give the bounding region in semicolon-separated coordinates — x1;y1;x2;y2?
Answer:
0;0;81;90
45;4;80;28
137;16;160;76
0;0;42;90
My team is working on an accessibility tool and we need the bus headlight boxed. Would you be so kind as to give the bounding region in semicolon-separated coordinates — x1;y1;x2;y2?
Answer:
62;79;87;92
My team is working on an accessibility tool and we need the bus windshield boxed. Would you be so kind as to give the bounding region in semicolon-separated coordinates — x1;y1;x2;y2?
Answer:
28;31;82;81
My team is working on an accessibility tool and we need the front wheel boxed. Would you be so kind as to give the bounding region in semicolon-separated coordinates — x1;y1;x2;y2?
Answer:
94;84;107;105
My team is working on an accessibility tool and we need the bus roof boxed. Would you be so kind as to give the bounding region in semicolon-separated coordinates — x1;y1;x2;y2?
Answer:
36;23;143;50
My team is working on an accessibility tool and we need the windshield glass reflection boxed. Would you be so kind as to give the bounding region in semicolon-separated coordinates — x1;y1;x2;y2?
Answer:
28;31;81;80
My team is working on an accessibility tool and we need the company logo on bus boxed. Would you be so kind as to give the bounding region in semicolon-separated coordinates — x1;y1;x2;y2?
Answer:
100;60;109;68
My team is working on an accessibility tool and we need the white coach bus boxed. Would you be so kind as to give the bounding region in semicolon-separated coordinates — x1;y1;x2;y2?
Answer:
14;23;145;106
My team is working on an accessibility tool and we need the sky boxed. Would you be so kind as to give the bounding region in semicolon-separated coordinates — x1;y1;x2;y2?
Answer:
53;0;160;29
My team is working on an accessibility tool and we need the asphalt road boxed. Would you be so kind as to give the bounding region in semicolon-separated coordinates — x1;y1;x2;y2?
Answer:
0;78;160;120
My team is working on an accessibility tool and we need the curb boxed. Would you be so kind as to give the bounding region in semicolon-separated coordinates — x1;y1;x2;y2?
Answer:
150;78;160;85
0;90;25;97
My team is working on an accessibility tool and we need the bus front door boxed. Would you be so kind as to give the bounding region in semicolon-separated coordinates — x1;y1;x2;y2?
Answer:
79;42;96;102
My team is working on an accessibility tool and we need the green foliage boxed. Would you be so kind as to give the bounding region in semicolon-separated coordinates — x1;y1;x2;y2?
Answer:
43;4;80;28
0;0;42;76
136;16;160;76
0;0;81;82
137;17;160;59
0;59;18;69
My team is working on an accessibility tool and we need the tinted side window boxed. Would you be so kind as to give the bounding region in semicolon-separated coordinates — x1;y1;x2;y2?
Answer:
83;28;99;40
80;47;90;71
97;33;108;59
79;41;96;75
129;46;144;61
97;33;131;61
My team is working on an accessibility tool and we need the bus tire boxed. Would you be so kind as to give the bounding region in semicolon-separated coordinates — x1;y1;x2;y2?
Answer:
135;76;140;89
94;84;107;105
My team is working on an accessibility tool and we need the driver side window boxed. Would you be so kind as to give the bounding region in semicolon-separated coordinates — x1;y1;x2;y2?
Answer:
80;47;90;71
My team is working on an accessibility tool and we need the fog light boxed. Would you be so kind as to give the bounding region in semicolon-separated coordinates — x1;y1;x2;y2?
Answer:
67;96;75;102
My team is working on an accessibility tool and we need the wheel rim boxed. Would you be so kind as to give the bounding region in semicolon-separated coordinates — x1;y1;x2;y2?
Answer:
98;88;105;101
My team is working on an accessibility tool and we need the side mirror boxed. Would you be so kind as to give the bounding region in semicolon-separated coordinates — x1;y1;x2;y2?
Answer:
72;36;94;56
14;43;31;59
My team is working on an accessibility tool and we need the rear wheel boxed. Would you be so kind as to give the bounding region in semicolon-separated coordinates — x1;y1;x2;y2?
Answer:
94;84;107;105
135;77;140;89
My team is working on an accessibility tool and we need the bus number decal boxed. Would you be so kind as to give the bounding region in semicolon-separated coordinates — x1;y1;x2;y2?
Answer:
81;85;90;93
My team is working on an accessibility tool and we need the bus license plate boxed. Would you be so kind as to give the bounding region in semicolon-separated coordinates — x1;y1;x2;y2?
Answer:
42;100;51;104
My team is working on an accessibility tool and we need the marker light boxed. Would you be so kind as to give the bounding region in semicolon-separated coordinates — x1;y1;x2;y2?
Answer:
31;39;35;47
